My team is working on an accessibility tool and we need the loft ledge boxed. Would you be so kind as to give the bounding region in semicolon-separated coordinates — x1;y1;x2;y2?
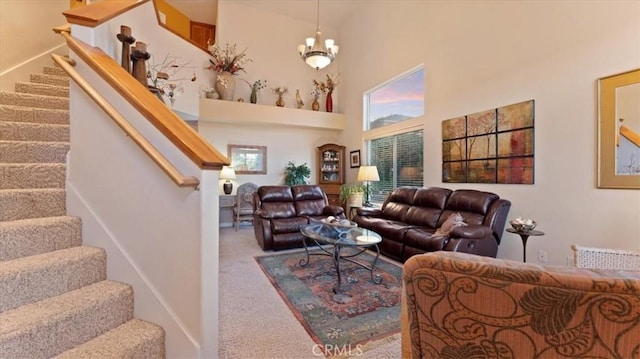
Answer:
198;98;345;130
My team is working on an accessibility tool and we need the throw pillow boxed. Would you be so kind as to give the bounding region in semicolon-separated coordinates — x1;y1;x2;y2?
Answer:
434;212;467;236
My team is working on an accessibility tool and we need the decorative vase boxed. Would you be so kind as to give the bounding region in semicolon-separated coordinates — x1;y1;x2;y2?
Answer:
326;91;333;112
312;97;320;111
215;71;236;101
250;88;257;104
276;95;284;107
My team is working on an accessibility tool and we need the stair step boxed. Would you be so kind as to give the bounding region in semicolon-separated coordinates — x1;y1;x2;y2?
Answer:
0;246;106;312
0;121;69;142
43;66;70;78
0;92;68;110
0;163;66;190
0;104;69;125
0;188;66;221
0;216;82;261
29;73;69;87
54;319;165;359
15;81;69;98
0;280;134;358
0;140;69;163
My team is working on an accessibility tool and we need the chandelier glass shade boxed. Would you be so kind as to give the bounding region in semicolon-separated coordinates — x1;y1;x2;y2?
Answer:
298;0;338;70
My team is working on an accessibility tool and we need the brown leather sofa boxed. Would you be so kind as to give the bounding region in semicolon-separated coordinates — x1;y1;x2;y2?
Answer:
353;186;510;262
253;185;345;250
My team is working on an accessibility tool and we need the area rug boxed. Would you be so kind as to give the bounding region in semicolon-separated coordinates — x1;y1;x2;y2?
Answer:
255;249;402;355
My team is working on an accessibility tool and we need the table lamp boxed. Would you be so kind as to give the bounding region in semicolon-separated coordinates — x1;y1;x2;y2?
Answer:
220;166;236;195
356;165;380;207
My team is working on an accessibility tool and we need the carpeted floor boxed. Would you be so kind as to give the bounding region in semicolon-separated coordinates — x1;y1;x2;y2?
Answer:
219;227;401;359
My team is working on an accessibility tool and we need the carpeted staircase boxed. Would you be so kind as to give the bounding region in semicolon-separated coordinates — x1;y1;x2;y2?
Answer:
0;64;166;357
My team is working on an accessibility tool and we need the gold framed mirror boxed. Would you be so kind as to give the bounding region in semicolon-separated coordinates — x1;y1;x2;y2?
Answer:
598;68;640;189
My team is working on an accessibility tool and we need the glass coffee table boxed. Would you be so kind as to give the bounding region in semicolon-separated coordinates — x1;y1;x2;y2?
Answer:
300;223;383;295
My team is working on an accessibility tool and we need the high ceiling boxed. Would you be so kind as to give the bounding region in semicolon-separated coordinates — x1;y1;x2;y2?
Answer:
231;0;360;28
167;0;360;28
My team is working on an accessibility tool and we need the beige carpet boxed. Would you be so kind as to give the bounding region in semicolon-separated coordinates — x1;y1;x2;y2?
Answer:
219;227;401;358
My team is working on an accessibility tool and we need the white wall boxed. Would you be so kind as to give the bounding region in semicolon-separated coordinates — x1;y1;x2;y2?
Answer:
199;1;344;190
199;121;340;191
0;0;68;91
338;0;640;265
216;0;340;110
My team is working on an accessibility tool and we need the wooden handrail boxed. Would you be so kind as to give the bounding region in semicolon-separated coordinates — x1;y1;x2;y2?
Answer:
63;0;149;28
620;124;640;148
52;54;200;189
57;31;228;170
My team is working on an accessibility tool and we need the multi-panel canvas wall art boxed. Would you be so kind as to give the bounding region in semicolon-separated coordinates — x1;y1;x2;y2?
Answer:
442;100;535;184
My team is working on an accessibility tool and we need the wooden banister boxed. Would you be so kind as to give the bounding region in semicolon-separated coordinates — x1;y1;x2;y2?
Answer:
57;31;228;171
52;53;200;189
63;0;150;28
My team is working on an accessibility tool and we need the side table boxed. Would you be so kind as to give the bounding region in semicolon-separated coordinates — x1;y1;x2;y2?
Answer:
347;204;362;220
506;228;545;262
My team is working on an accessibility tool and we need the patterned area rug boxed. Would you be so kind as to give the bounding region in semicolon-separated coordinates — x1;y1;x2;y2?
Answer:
255;248;402;354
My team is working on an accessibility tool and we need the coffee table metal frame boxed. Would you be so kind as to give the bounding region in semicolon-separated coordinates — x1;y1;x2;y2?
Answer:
300;223;383;293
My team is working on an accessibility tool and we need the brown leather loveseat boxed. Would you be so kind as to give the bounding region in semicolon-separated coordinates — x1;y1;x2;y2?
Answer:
353;186;511;262
253;185;345;250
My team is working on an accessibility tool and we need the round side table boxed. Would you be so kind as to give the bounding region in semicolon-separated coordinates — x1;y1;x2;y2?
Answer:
506;228;545;262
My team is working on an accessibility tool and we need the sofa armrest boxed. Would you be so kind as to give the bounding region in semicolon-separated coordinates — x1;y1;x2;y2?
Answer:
445;225;498;257
449;224;492;239
323;205;346;218
403;251;640;359
254;208;276;219
355;207;383;217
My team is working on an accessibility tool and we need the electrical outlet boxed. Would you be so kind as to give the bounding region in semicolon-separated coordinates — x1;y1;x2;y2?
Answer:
538;250;548;263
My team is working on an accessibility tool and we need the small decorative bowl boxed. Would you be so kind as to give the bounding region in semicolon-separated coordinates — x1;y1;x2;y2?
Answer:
510;220;537;232
322;218;357;228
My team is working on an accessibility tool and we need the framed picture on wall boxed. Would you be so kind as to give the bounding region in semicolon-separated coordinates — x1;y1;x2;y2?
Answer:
597;68;640;189
228;144;267;174
350;150;361;168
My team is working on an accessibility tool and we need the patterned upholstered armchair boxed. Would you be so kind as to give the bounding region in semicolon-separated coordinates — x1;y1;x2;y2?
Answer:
401;251;640;358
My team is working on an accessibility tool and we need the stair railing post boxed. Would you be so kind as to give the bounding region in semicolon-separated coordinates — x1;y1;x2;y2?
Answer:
116;25;135;73
130;41;150;88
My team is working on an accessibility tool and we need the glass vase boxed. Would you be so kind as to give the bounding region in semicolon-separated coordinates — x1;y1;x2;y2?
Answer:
326;91;333;112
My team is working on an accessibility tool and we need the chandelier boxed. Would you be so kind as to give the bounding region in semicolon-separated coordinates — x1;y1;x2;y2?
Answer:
297;0;339;70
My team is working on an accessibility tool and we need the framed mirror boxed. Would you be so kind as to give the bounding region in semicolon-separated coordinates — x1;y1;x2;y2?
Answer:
598;68;640;189
228;144;267;175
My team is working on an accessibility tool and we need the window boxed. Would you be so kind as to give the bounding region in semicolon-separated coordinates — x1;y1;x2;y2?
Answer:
363;66;425;205
368;131;424;204
366;68;424;130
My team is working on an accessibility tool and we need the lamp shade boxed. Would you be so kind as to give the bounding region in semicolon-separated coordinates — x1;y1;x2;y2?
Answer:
357;166;380;182
220;166;236;180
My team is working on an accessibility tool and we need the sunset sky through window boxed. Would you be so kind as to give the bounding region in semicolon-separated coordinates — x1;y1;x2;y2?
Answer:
368;68;424;122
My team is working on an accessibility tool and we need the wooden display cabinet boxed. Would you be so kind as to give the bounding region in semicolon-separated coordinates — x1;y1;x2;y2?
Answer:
317;143;346;207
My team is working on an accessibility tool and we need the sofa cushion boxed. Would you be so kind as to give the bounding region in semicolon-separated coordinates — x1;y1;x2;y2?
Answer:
357;218;410;242
435;212;467;236
404;187;452;227
271;217;309;234
258;185;294;202
292;185;328;216
404;228;447;252
444;189;498;215
438;190;498;227
381;187;418;222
